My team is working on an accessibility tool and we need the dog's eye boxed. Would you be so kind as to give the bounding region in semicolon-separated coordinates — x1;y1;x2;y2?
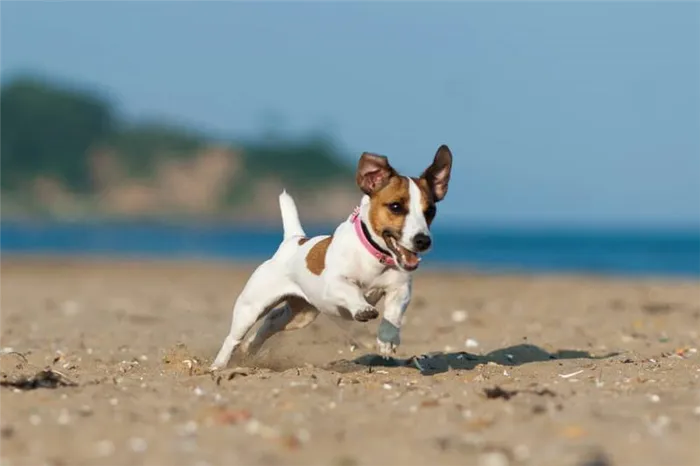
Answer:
388;202;404;214
425;205;436;219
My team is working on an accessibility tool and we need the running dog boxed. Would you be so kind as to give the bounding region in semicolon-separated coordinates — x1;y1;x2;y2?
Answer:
210;145;453;370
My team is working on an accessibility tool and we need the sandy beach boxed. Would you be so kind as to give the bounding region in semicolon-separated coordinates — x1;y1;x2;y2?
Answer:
1;258;699;466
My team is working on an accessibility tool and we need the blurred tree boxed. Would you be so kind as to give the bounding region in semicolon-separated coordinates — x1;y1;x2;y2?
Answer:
1;76;115;192
242;132;351;186
102;122;206;176
1;73;355;217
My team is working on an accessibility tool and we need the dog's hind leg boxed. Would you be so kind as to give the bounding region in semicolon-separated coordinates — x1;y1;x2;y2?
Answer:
210;261;299;371
241;297;319;355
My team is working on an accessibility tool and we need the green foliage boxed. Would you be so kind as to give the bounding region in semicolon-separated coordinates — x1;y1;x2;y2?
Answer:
222;135;354;206
1;76;114;192
243;135;352;186
102;122;206;176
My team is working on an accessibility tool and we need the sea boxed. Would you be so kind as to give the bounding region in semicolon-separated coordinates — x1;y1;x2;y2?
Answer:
1;221;699;278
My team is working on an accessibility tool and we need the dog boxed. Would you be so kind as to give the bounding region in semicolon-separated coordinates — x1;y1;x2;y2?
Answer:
210;145;453;371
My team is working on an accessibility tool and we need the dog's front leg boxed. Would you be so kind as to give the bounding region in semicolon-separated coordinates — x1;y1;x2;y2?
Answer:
322;276;379;322
377;280;411;357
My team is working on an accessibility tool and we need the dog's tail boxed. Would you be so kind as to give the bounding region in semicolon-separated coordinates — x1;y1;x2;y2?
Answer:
279;190;306;240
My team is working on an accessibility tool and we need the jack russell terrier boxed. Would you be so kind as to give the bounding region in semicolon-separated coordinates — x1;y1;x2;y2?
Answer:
210;145;453;371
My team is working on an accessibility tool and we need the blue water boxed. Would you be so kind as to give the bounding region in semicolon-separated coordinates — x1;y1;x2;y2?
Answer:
1;221;699;278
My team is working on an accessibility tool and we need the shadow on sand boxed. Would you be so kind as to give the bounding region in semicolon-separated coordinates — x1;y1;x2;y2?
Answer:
326;343;619;376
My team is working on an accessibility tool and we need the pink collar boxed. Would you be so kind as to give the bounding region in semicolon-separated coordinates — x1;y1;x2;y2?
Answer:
349;207;396;267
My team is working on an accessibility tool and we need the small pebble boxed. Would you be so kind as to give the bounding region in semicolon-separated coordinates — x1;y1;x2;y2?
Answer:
513;444;530;462
451;310;468;323
245;419;261;435
478;451;510;466
193;387;205;397
79;405;93;417
648;394;660;403
109;398;119;406
57;409;71;425
178;420;198;436
62;300;80;316
693;406;700;416
382;383;392;390
649;415;671;436
0;425;14;438
95;440;115;457
297;428;311;443
465;339;479;349
29;415;41;426
129;437;148;453
139;355;148;361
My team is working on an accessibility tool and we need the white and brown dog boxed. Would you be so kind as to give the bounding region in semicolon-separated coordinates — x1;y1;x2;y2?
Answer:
210;145;453;371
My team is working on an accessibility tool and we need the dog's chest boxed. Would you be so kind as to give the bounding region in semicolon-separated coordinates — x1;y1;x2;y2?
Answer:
354;272;404;305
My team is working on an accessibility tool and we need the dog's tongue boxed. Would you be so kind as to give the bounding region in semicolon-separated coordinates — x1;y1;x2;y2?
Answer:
385;236;421;271
397;244;421;270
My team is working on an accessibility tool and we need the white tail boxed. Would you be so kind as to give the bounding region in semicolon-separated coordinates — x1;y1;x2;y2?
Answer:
279;190;306;240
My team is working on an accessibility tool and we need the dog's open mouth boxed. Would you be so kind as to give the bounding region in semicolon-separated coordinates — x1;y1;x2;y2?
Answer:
383;234;421;271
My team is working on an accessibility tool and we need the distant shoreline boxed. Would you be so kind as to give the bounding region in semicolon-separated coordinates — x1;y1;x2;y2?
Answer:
2;219;698;279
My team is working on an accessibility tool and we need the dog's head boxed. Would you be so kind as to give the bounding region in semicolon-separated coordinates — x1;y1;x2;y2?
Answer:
356;144;453;272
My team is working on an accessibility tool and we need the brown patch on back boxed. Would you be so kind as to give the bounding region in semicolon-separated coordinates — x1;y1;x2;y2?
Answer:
306;236;333;275
368;176;411;237
297;237;310;245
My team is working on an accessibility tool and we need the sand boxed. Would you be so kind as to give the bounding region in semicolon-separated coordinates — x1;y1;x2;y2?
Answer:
1;258;699;466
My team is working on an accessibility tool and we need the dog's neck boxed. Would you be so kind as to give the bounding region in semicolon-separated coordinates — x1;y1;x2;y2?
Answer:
354;195;395;267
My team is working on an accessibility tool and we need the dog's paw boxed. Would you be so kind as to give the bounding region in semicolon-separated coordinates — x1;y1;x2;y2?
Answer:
377;338;397;357
209;361;227;372
353;306;379;322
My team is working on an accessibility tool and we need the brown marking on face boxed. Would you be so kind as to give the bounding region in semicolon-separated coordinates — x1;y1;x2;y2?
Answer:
368;176;411;238
297;237;310;246
411;177;437;226
305;236;333;275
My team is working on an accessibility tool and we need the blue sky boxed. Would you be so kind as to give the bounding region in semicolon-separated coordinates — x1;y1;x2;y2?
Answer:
2;2;699;227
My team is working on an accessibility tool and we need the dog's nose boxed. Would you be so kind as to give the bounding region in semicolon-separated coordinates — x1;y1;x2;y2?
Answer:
413;233;432;252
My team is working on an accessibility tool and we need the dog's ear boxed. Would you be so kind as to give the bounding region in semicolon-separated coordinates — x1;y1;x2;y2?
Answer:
421;145;453;202
356;152;396;195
